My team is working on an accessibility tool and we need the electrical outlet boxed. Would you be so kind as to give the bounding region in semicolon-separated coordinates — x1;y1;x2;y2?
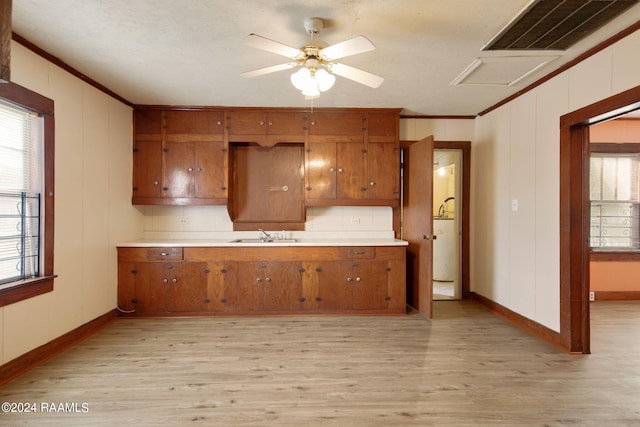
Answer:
350;217;360;225
179;217;189;225
589;291;595;301
511;199;518;211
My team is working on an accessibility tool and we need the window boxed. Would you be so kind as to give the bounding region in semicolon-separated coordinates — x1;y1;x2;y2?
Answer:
590;153;640;250
0;82;54;307
0;100;43;286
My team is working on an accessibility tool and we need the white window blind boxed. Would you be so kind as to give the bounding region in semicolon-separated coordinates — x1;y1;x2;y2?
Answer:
0;100;43;285
590;154;640;249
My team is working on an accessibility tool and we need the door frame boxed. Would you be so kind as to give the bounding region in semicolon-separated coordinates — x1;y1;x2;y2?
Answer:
560;84;640;353
396;139;471;304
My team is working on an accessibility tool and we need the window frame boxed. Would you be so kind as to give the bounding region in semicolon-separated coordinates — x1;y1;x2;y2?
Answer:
590;142;640;259
0;81;55;307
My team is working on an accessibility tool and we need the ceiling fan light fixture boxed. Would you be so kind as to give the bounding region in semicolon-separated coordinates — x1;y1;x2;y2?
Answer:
290;67;311;90
316;68;335;92
291;66;335;97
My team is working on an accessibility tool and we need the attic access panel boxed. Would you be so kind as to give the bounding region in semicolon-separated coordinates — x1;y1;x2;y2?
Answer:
484;0;639;51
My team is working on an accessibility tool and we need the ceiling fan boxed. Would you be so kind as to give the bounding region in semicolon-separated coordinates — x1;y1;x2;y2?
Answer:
241;17;384;98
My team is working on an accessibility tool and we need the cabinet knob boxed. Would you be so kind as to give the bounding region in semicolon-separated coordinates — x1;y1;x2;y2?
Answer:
338;168;344;173
196;167;202;172
370;181;375;186
355;277;361;282
329;167;335;172
259;120;265;126
268;121;273;126
256;278;262;283
346;277;353;282
162;278;168;284
153;181;159;185
188;167;193;172
298;297;306;302
265;277;271;283
172;278;177;284
217;121;222;126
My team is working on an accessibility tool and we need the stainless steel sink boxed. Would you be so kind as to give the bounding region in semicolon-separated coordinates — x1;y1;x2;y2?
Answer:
230;238;300;243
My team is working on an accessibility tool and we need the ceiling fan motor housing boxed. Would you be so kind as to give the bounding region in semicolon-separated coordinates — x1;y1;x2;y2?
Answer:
304;17;324;35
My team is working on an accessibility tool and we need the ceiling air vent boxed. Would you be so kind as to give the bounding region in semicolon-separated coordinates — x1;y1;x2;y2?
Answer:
483;0;639;51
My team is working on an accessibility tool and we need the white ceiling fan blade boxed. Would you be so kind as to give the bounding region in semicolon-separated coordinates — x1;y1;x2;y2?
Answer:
330;63;384;88
320;35;375;60
241;62;298;78
244;34;302;58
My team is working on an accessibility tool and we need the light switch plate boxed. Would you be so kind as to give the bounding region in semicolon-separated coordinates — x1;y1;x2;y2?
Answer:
511;199;518;211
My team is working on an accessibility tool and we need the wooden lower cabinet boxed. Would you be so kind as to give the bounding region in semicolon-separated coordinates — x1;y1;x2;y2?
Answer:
117;246;405;316
222;261;304;312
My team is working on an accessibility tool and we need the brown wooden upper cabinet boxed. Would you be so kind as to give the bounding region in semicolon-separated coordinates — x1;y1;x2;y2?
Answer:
226;110;307;146
132;107;400;208
132;109;228;205
305;109;400;206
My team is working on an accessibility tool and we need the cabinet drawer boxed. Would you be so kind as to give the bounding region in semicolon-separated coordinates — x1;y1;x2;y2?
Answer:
341;247;375;259
146;247;184;261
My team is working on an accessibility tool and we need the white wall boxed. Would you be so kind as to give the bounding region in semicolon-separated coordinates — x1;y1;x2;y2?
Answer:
0;42;143;364
472;28;640;332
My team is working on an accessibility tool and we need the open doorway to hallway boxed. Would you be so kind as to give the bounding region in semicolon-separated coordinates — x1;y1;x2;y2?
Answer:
433;149;462;300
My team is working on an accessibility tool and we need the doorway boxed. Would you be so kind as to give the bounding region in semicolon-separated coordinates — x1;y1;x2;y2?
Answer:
560;84;640;353
433;149;462;300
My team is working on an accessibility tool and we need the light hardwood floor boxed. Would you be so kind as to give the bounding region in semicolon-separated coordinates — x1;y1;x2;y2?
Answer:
1;300;639;426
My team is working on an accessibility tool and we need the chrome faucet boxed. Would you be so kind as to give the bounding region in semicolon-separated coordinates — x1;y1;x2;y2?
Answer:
258;229;274;241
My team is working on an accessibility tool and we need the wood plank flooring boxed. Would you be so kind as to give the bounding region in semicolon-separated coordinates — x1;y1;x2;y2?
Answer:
1;300;639;426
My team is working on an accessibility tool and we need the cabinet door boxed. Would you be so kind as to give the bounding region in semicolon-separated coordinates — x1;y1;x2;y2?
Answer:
118;262;137;312
266;111;307;142
315;261;353;310
366;111;398;140
308;111;364;140
194;141;227;199
337;142;367;200
260;261;303;311
224;261;262;311
165;110;225;137
226;110;267;137
171;262;209;312
351;261;390;310
135;263;173;313
305;141;337;200
366;141;400;200
164;140;195;199
133;139;163;199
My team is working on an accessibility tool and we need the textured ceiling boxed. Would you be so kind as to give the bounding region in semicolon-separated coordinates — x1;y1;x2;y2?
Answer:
10;0;640;115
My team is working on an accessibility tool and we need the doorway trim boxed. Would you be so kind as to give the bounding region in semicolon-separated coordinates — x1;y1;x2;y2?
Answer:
560;84;640;353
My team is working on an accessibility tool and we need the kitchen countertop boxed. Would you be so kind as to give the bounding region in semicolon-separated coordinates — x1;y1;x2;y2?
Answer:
118;238;408;248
